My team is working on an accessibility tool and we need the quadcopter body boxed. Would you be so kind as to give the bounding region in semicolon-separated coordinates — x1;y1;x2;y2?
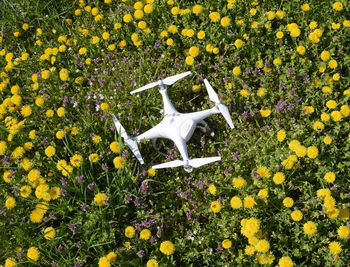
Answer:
111;72;234;172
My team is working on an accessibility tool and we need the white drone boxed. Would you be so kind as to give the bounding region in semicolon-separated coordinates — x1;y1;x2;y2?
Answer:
111;71;234;172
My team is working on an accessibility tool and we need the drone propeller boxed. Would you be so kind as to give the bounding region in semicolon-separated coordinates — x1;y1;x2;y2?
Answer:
188;157;221;168
111;113;128;139
111;113;144;164
203;79;235;129
130;71;191;94
151;160;184;169
152;156;221;171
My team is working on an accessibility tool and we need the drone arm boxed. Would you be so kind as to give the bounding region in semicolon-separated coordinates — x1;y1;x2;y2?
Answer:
188;107;220;123
159;88;178;115
172;137;189;162
135;125;162;142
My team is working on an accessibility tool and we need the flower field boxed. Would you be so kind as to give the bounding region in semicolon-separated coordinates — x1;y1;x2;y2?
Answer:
0;0;349;266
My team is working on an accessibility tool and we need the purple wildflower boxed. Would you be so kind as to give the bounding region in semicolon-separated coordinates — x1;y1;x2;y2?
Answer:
68;223;78;235
98;78;105;87
197;180;204;189
11;187;19;195
87;183;95;191
80;203;89;212
275;100;286;113
233;152;240;161
156;229;162;238
124;193;132;203
77;175;85;183
251;171;260;179
59;189;67;196
102;163;108;170
137;250;144;258
122;150;128;158
242;111;249;120
216;242;223;251
134;198;140;206
224;167;233;175
61;178;68;187
154;39;161;49
140;181;148;195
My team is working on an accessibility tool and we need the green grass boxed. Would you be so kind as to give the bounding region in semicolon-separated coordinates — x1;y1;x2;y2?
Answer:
0;0;349;266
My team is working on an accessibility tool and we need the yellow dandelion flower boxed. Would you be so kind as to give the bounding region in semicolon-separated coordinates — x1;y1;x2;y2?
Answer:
160;240;175;255
255;239;270;253
113;156;125;169
144;4;154;13
258;189;268;199
192;5;203;14
277;130;286;142
50;187;60;200
59;68;69;81
324;172;336;183
88;153;99;163
220;17;231;27
331;111;342;122
278;256;293;267
301;3;310;11
27;247;40;261
307;146;318;159
210;201;222;213
209;12;220;22
337;226;349;239
125;226;135;238
208;184;216;195
107;252;117;263
232;177;246;188
140;229;151;240
230;196;242;209
5;197;16;209
148;168;156;176
44;227;56;240
273;172;285;184
70;154;83;167
45;146;56;157
257;166;271;178
98;256;110;267
244;196;256;209
20;185;32;198
303;221;317;235
189;46;199;57
146;259;158;267
222;239;232;249
5;258;17;267
232;66;241;76
329;242;342;255
291;210;303;221
283;197;294;208
332;2;343;11
94;193;108;206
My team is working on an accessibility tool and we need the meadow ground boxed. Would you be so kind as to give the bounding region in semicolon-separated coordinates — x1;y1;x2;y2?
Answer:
0;0;349;266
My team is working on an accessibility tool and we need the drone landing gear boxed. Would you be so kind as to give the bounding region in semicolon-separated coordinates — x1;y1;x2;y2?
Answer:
196;120;209;132
111;113;144;165
184;165;194;173
151;138;168;157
